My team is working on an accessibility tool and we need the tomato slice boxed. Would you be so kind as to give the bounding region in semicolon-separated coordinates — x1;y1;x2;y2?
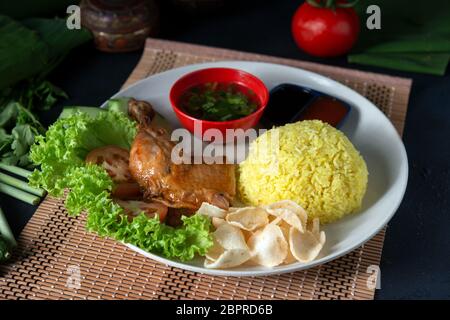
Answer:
115;200;168;222
85;145;133;183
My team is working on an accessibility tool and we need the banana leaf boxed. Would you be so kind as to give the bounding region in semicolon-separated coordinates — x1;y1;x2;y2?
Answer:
349;53;450;76
0;16;49;90
0;0;78;19
23;18;92;79
0;15;92;90
349;0;450;74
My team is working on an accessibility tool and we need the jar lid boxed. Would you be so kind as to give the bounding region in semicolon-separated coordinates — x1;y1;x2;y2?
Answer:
81;0;158;34
80;0;159;52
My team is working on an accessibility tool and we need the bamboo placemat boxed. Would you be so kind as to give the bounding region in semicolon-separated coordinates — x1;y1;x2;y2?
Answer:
0;39;411;300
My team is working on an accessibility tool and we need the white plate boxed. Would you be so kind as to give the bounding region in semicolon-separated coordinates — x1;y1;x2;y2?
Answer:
103;61;408;277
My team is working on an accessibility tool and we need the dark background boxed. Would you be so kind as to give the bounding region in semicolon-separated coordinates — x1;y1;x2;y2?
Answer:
1;0;449;299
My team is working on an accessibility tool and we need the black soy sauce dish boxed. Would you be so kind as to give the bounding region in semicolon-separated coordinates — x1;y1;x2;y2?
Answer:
261;83;351;128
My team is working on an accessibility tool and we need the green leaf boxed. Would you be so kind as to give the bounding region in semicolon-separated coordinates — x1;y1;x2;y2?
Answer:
86;202;213;261
0;101;45;168
0;15;92;90
105;98;131;114
350;0;450;74
29;109;138;195
348;52;450;76
0;103;19;128
10;124;40;166
0;102;44;132
29;108;213;261
23;18;92;79
0;129;12;154
0;15;84;168
356;36;450;54
0;237;12;262
0;0;77;20
1;80;68;113
23;81;68;111
0;15;49;90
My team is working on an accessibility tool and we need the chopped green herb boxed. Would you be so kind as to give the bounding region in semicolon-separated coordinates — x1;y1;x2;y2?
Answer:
180;82;258;121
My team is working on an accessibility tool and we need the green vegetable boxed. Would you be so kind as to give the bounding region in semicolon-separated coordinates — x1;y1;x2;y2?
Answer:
0;172;45;197
86;202;213;261
0;15;91;168
1;80;67;113
0;15;92;90
0;163;32;178
348;52;450;76
0;182;40;205
349;0;450;75
0;0;76;20
0;16;48;91
0;162;42;204
30;108;213;261
59;97;131;120
59;106;105;119
105;97;173;132
181;83;258;121
0;238;11;262
0;101;45;168
105;98;130;114
0;206;16;262
29;110;137;197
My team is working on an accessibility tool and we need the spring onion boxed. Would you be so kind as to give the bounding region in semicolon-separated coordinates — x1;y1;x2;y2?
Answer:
0;182;40;205
0;206;16;262
0;172;45;197
0;163;32;178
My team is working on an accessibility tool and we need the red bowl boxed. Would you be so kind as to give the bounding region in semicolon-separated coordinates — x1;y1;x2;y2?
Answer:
169;68;269;141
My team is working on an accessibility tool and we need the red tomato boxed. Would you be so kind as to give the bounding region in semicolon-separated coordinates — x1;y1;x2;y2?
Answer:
86;145;142;200
116;200;168;222
291;2;360;57
85;145;133;183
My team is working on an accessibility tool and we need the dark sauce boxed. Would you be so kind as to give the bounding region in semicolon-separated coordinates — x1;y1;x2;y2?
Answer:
262;83;351;128
261;84;314;127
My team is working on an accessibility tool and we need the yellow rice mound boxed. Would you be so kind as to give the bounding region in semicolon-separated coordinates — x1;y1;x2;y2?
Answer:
238;120;368;223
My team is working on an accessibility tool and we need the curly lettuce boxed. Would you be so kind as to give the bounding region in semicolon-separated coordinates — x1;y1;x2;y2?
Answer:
87;204;213;261
29;108;213;261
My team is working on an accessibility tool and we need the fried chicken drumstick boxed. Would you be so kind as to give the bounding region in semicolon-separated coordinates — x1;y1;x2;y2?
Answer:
128;99;236;210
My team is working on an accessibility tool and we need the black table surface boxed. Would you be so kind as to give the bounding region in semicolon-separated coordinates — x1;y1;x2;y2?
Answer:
1;0;449;300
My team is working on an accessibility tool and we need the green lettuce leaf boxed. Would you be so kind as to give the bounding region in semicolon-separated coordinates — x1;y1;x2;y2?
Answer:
29;110;137;195
29;108;213;261
86;203;213;261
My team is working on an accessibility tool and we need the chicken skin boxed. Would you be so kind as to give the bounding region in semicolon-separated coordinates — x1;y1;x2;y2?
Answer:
128;99;236;210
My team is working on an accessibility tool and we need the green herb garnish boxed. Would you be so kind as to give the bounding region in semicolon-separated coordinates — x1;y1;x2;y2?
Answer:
181;82;258;121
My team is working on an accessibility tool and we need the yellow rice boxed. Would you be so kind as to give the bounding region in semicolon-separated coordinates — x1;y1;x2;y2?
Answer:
238;120;368;223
